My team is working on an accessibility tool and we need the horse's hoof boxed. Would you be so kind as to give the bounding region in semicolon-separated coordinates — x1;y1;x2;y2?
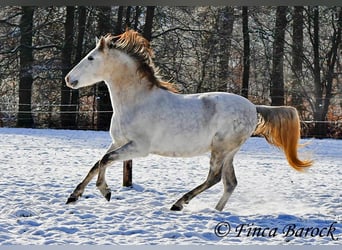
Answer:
66;196;78;204
105;192;111;201
170;204;183;211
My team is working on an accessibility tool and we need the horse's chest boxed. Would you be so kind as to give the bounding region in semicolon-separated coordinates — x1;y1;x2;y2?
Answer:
109;117;129;142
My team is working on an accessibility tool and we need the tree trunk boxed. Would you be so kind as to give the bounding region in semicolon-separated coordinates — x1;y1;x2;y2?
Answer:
17;6;34;128
125;6;132;28
75;7;87;62
291;6;304;111
241;6;250;98
312;7;342;137
270;6;288;106
69;6;87;128
311;7;325;137
143;6;155;41
217;6;235;92
60;6;76;129
96;7;113;131
322;8;341;119
133;7;141;30
116;6;124;34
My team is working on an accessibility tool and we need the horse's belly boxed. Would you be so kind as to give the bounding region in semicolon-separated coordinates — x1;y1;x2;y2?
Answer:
150;132;212;157
151;147;210;157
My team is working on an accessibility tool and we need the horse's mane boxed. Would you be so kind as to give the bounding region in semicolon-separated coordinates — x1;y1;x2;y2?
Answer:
105;30;178;93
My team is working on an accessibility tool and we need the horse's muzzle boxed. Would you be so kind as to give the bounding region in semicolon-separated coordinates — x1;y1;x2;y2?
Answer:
65;75;78;89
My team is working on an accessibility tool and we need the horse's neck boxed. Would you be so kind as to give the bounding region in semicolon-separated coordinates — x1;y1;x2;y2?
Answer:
105;78;154;115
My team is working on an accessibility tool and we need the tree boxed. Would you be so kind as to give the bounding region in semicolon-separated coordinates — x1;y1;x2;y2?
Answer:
69;6;88;128
291;6;304;110
270;6;288;106
312;7;322;128
1;6;341;137
215;7;235;92
17;6;34;127
125;6;132;28
310;7;342;137
241;6;250;98
143;6;155;40
115;6;124;34
60;6;76;129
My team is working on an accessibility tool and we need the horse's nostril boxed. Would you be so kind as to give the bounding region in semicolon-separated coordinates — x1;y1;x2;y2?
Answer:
71;80;79;86
66;77;79;88
67;80;78;88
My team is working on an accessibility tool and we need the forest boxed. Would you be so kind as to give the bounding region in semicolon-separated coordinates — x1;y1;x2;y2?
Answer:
0;6;341;138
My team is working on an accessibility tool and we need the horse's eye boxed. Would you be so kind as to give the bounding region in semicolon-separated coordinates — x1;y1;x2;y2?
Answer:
88;56;94;61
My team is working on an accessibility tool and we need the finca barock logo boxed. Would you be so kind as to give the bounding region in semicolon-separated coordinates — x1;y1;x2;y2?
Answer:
214;221;339;241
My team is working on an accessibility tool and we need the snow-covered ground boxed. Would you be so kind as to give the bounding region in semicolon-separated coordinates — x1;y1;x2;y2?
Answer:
0;128;340;245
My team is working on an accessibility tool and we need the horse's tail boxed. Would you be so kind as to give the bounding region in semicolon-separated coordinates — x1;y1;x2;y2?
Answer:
254;105;312;171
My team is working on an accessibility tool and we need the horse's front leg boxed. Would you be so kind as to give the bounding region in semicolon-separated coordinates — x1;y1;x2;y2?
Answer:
66;160;100;204
96;141;148;201
66;143;119;204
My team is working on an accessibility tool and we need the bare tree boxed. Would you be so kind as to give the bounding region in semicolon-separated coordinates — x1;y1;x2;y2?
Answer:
270;6;288;106
60;6;76;129
310;7;342;137
0;6;341;138
67;6;88;128
291;6;304;111
125;6;132;28
143;6;155;40
241;6;250;98
217;6;235;92
115;6;124;34
17;6;34;127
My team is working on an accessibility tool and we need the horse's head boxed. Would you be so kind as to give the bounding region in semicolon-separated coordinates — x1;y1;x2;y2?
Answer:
65;32;138;89
65;29;177;92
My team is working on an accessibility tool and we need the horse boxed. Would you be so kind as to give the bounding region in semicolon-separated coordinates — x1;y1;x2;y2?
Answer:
65;29;312;211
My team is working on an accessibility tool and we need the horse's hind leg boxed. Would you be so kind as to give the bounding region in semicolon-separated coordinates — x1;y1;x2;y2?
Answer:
215;154;238;211
170;151;224;211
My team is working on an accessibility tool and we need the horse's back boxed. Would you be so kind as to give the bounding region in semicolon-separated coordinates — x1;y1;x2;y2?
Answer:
145;91;257;157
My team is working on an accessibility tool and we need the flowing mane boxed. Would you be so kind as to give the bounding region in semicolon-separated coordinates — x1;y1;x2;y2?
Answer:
104;30;178;93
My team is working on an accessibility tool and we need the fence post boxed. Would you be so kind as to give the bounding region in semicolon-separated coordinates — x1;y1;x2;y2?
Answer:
123;160;133;187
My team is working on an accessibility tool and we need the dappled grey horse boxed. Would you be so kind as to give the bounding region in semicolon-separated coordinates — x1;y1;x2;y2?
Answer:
65;29;312;211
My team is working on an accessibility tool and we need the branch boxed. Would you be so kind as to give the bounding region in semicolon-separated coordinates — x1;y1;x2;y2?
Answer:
0;19;19;27
0;10;22;27
0;44;59;54
152;27;210;39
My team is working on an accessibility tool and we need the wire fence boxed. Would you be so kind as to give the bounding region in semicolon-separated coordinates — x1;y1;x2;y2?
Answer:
0;103;341;138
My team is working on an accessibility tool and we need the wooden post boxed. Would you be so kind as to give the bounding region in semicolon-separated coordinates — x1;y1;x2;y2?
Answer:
123;160;133;187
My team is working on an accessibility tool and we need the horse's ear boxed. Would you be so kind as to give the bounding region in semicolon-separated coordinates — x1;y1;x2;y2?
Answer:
95;36;100;44
98;37;106;51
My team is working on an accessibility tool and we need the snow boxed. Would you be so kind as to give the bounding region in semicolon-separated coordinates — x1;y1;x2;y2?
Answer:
0;127;340;245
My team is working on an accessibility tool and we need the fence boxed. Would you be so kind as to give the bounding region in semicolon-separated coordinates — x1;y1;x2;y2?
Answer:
0;103;341;138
